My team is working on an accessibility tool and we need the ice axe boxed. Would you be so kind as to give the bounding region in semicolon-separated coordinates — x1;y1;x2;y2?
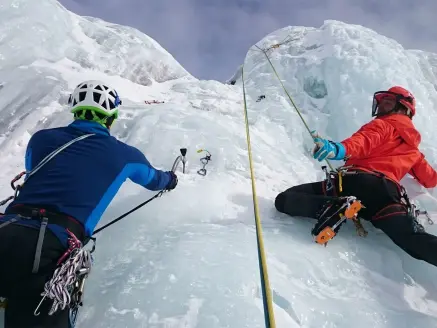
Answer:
171;148;187;173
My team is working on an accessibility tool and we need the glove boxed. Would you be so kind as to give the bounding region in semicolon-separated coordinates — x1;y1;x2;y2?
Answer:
165;171;178;191
312;137;345;162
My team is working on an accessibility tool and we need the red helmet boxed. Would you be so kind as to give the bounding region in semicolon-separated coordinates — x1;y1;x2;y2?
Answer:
372;86;416;118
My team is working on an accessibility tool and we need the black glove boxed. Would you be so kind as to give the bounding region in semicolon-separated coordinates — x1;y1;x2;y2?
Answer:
165;171;178;191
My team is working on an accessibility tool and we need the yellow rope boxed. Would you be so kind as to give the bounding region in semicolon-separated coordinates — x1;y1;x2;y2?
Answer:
241;64;276;328
255;44;335;172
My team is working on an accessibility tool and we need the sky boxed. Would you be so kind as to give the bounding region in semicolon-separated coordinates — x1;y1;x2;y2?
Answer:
60;0;437;82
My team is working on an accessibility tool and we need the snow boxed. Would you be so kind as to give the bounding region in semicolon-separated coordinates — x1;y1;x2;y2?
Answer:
1;1;437;327
225;64;243;85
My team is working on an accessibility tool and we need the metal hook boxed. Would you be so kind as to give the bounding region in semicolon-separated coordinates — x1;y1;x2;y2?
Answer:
34;294;48;316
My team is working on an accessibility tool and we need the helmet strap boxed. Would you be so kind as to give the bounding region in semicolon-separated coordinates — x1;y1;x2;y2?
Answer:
105;116;116;129
375;102;412;119
394;103;413;119
73;109;116;129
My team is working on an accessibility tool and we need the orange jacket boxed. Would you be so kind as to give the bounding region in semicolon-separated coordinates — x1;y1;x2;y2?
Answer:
341;114;437;188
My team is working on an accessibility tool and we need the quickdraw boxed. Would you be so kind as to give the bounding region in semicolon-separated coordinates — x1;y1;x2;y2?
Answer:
323;165;434;232
197;149;211;176
34;230;95;326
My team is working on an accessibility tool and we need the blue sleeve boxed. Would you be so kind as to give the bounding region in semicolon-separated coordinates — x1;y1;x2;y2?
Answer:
126;146;172;191
25;138;33;172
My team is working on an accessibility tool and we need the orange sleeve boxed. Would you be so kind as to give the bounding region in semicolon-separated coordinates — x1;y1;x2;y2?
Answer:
341;120;389;159
409;154;437;188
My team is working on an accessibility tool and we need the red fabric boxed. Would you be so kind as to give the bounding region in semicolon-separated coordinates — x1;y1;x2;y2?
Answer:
341;114;437;188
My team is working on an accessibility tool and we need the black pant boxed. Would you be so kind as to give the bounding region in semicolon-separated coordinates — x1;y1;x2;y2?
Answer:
275;173;437;268
0;221;70;327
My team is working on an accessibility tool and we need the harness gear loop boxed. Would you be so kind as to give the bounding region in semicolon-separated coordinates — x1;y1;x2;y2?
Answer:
334;166;433;228
34;230;94;317
32;212;48;274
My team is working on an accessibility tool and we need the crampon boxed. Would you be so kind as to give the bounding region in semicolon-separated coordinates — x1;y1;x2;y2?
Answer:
312;196;363;246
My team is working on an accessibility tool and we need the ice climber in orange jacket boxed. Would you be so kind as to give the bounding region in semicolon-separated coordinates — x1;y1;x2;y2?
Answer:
275;86;437;267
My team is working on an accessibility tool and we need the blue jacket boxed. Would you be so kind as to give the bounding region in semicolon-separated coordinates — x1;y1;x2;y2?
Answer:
1;120;172;246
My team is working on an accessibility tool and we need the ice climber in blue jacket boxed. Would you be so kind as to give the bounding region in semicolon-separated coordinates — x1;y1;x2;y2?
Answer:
0;80;178;328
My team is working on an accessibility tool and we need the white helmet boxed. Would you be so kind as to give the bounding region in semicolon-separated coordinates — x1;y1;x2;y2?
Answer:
68;80;122;119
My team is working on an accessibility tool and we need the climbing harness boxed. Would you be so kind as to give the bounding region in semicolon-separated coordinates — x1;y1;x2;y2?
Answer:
0;133;95;317
312;196;363;246
337;166;434;226
197;149;211;176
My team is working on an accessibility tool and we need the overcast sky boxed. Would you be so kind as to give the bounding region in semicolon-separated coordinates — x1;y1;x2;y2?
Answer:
60;0;437;81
